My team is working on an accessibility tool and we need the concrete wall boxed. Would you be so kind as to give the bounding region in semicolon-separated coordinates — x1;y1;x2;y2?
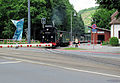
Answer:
111;24;120;43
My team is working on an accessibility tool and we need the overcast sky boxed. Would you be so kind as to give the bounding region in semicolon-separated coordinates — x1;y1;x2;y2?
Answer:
69;0;99;12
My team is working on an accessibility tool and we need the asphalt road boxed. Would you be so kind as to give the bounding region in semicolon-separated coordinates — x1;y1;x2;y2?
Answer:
0;47;120;83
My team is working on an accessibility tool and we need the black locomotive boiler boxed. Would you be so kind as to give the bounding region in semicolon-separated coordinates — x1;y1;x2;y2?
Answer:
40;25;70;47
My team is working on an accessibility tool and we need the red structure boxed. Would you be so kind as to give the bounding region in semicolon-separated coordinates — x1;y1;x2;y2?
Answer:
90;27;111;44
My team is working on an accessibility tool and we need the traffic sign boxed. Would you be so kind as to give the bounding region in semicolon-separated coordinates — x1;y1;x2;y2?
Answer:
92;29;97;33
41;18;46;24
91;24;97;29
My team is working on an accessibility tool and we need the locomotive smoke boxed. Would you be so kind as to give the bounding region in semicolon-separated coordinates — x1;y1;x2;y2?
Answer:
52;8;66;26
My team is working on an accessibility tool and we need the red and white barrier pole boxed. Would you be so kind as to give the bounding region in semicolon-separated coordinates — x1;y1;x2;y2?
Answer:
100;41;102;46
0;43;52;48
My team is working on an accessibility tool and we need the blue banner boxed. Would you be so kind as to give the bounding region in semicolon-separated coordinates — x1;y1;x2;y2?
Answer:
11;18;24;41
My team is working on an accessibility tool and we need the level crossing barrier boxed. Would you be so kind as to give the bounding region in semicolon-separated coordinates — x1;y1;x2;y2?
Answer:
0;43;52;48
70;40;103;47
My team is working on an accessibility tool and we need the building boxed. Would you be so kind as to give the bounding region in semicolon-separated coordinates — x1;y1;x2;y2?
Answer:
110;10;120;43
90;27;110;44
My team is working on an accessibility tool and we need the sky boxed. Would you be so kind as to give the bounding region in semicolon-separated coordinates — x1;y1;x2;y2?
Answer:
69;0;99;12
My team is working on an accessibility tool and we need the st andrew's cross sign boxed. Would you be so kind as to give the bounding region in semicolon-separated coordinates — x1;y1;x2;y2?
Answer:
91;24;97;33
91;24;97;29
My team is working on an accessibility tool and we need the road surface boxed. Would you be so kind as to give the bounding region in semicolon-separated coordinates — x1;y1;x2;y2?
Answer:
0;47;120;83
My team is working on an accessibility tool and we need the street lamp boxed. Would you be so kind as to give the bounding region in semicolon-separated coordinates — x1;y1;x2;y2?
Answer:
27;0;31;44
71;11;76;41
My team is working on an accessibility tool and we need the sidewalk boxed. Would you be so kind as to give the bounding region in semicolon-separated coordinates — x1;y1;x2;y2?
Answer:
68;44;120;54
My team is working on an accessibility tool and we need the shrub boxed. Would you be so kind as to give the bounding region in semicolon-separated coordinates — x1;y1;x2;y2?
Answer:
109;37;119;46
3;40;7;44
0;41;3;44
102;41;109;45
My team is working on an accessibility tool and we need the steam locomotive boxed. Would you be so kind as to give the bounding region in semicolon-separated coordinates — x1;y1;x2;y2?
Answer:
40;25;70;47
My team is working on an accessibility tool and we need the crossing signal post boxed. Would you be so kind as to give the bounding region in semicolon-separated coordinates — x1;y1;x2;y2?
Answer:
41;18;46;28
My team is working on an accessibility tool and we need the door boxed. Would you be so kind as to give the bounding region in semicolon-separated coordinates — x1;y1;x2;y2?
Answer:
98;35;105;44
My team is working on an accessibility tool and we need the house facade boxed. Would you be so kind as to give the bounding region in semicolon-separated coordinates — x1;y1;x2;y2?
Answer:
111;24;120;39
110;10;120;43
90;27;110;44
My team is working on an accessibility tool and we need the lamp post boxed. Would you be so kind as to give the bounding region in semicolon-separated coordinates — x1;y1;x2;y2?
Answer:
71;11;76;42
28;0;31;44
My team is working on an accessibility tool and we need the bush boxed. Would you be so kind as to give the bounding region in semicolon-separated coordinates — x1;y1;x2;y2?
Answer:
102;41;109;45
109;37;119;46
3;40;7;44
0;41;3;44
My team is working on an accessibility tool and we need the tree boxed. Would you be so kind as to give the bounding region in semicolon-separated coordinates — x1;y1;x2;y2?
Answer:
96;0;120;13
91;8;115;29
50;0;68;30
92;0;119;29
73;14;85;36
0;0;50;39
0;0;85;40
0;0;20;38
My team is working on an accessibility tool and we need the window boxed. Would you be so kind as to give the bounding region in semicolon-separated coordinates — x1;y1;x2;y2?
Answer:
119;31;120;39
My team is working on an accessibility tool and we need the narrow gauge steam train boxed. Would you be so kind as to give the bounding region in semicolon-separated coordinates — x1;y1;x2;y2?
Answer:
40;25;70;47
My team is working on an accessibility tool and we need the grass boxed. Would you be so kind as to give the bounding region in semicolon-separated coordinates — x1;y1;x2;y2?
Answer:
64;47;86;50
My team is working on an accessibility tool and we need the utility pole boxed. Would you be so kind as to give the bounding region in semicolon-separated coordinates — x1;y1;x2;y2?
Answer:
71;12;72;42
28;0;31;44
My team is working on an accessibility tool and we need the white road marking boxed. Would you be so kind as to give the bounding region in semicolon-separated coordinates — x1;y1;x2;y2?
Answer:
0;61;22;64
2;56;120;78
90;55;120;60
47;49;62;54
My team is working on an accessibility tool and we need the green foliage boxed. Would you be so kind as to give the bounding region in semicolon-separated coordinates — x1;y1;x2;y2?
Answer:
96;0;120;18
109;37;119;46
72;14;85;36
0;0;50;39
3;40;7;44
78;6;98;14
78;7;97;33
91;8;115;29
80;9;96;26
64;47;86;50
0;39;40;44
0;41;3;44
51;0;66;26
91;0;120;31
0;0;85;40
102;41;109;45
96;0;120;12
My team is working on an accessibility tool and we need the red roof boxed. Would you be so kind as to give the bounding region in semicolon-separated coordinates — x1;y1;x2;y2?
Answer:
88;26;110;32
110;10;120;24
110;18;120;24
111;10;119;20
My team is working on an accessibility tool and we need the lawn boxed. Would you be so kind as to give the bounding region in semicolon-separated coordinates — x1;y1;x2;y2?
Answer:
64;47;86;50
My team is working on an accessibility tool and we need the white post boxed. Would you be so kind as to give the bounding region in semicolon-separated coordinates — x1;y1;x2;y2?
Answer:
93;33;95;49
